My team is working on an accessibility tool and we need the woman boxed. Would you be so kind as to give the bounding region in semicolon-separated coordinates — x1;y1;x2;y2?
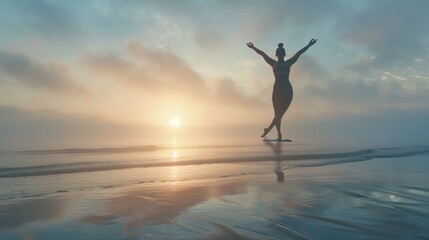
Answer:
247;39;317;140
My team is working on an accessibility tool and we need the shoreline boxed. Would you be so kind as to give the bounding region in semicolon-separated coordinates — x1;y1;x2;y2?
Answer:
0;146;428;239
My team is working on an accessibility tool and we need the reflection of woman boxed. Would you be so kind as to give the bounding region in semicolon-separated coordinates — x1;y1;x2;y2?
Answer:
247;39;317;140
264;140;285;182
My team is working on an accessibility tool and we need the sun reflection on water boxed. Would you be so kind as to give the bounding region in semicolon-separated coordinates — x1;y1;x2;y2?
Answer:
171;150;178;159
170;149;178;184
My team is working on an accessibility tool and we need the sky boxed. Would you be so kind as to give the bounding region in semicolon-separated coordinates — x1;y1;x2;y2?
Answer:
0;0;428;149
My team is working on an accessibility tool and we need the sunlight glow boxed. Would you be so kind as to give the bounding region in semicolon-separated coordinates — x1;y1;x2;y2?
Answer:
169;117;182;128
171;150;178;158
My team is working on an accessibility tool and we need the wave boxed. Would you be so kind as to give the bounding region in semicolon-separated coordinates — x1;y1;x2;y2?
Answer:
0;145;164;157
0;145;428;178
0;144;253;156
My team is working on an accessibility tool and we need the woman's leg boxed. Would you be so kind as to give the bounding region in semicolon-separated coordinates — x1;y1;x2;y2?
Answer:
263;85;292;139
274;97;292;140
262;103;283;138
275;117;282;140
261;99;281;138
261;119;275;138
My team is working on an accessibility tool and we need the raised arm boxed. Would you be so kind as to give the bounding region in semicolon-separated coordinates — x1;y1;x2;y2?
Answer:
246;42;276;67
287;39;317;65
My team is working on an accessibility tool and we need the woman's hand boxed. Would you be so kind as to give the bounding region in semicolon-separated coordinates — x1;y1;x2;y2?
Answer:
308;39;317;46
246;42;255;49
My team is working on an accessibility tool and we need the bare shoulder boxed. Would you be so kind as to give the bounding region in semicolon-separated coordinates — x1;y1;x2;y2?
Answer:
285;58;296;65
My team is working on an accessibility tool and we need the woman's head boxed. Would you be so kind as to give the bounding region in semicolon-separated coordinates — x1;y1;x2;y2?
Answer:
276;43;285;58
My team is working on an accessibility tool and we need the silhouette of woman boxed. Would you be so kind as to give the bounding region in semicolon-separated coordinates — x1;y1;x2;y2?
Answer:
247;39;317;140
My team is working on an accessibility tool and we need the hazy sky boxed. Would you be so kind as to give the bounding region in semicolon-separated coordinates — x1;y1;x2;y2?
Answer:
0;0;428;149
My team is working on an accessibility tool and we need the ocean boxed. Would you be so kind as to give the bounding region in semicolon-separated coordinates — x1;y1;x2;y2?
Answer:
0;143;428;239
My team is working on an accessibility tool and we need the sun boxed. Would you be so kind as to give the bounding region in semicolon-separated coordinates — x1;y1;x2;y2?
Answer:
169;117;181;128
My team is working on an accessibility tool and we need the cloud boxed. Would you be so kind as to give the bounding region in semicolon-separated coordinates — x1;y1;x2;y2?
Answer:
82;53;151;88
194;28;228;51
0;0;80;40
1;1;427;148
290;56;331;87
0;49;87;94
100;0;341;50
0;104;264;150
284;55;429;116
0;105;152;149
84;40;264;107
214;77;265;107
96;0;226;49
218;0;342;38
337;0;429;66
126;40;207;94
289;108;429;146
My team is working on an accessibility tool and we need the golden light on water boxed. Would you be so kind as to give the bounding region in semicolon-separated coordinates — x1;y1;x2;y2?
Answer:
171;150;178;158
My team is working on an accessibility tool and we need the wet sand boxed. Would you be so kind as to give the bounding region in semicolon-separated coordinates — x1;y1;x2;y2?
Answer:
0;145;428;239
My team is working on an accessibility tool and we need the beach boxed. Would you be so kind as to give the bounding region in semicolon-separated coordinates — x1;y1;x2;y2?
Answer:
2;0;429;239
0;143;428;240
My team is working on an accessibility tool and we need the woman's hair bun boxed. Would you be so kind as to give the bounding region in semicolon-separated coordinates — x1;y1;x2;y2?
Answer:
276;43;286;57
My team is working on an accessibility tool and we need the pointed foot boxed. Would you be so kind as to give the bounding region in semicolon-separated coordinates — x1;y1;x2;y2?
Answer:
261;128;269;138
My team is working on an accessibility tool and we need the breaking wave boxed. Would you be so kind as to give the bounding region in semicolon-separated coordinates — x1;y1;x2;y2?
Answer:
0;145;428;178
